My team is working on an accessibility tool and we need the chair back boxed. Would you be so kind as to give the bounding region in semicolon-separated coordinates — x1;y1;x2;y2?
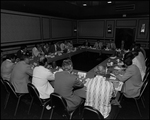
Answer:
27;83;43;104
82;106;104;119
50;93;69;118
143;67;150;82
139;71;149;98
3;80;18;97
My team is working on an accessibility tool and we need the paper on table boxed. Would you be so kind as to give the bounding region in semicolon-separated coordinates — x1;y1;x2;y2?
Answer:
78;72;87;78
114;66;121;70
115;82;123;91
109;76;116;80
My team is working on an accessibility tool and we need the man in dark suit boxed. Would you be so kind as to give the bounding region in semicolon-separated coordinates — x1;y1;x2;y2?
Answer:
116;52;143;98
54;59;85;112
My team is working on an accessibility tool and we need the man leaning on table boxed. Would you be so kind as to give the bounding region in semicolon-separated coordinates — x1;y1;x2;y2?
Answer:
10;53;33;93
32;56;55;99
54;59;85;112
84;65;115;118
115;52;143;98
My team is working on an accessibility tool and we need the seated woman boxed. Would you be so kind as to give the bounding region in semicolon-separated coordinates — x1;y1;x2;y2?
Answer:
32;56;55;99
85;65;115;118
116;52;143;98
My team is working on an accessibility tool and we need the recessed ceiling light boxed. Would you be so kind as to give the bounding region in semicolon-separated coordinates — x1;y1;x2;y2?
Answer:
107;1;112;4
83;3;87;6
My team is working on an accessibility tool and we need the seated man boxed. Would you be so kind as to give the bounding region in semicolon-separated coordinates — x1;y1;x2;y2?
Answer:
43;43;50;55
16;45;28;60
32;57;55;99
60;42;66;51
10;54;33;93
85;65;115;118
110;39;116;50
83;40;90;47
132;46;146;81
32;44;40;57
54;59;85;112
99;41;103;49
67;41;73;50
93;40;99;49
116;52;143;98
1;54;16;81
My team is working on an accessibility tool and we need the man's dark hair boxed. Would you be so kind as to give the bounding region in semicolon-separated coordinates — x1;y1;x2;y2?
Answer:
6;54;16;60
20;53;30;60
123;52;134;66
20;45;27;50
39;57;47;66
62;59;73;71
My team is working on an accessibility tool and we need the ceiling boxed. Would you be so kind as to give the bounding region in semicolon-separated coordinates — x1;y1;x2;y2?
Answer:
1;1;149;19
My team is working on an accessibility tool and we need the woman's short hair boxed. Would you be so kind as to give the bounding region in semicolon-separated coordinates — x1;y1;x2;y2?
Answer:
123;52;134;66
62;59;73;71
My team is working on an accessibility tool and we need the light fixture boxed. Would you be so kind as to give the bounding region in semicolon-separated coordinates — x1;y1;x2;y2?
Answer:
123;14;126;17
83;3;87;6
107;1;112;4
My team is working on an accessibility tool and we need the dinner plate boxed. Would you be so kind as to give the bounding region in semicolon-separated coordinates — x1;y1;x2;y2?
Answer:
110;56;116;59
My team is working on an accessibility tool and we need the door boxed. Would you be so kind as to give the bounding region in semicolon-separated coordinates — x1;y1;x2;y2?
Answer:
115;28;135;50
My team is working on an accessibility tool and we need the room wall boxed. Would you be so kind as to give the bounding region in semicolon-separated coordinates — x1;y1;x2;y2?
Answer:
77;17;149;49
1;9;77;55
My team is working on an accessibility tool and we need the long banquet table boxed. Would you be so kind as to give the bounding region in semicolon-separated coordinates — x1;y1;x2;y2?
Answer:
30;47;115;64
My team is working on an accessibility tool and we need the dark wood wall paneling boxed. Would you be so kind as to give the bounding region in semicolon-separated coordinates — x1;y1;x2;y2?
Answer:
1;10;76;54
78;20;105;38
77;18;149;49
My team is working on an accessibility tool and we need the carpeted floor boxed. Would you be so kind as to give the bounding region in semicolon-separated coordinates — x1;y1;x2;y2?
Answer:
1;51;149;119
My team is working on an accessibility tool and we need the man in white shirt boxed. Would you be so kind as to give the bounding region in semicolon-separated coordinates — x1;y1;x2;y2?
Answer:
60;42;66;51
1;54;16;81
32;57;55;99
132;51;146;80
32;44;40;57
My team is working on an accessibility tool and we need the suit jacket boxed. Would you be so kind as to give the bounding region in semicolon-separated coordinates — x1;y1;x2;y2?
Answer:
132;52;146;80
1;59;15;81
49;44;55;53
16;49;24;59
10;61;33;93
54;71;84;111
116;64;143;98
32;66;55;99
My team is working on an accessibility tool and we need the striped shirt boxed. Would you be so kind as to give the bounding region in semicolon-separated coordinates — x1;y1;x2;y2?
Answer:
84;75;114;118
